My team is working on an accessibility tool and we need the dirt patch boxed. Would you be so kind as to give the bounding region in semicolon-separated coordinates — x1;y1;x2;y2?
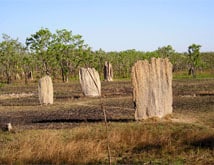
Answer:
0;93;35;100
170;114;198;124
0;79;213;130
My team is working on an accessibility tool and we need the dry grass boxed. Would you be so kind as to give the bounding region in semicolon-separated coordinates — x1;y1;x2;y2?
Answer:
0;126;106;164
0;79;213;164
0;122;213;164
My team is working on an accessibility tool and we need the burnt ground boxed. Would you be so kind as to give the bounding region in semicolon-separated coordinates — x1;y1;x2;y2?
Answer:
0;79;213;130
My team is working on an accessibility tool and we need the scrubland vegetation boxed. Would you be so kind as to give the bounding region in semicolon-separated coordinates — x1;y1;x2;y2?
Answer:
0;122;213;164
0;78;213;164
0;28;213;84
0;28;213;164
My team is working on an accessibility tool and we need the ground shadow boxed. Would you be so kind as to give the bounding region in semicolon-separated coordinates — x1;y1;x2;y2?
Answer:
190;136;214;149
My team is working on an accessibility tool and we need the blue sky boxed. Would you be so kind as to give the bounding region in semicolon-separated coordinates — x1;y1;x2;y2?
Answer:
0;0;213;52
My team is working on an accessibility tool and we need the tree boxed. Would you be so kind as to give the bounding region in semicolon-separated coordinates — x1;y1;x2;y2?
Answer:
26;28;54;76
94;49;107;77
49;29;73;82
156;45;175;58
66;34;89;78
21;52;34;84
26;28;90;81
188;44;201;78
0;34;25;84
156;45;178;70
50;30;88;82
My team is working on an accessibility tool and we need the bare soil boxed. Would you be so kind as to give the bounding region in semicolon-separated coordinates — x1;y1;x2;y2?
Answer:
0;79;213;130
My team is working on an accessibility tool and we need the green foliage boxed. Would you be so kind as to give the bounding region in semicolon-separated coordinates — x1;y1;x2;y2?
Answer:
201;52;214;70
20;52;35;84
0;83;4;88
156;45;175;58
26;28;90;81
106;49;147;78
0;28;213;82
188;44;201;67
187;44;202;78
0;34;25;83
50;29;76;81
26;28;53;75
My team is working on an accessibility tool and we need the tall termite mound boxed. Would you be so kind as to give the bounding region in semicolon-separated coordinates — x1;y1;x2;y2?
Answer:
104;61;113;81
79;68;101;97
131;58;173;120
38;75;53;105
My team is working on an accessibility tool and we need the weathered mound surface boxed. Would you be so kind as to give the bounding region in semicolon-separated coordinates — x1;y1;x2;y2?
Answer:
104;61;113;81
79;68;101;97
132;58;173;120
38;75;53;105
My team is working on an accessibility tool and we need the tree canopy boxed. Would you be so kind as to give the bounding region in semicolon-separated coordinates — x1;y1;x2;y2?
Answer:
0;28;213;83
187;44;202;77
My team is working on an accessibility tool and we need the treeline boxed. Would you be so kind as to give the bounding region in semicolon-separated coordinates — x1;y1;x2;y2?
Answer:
0;28;213;84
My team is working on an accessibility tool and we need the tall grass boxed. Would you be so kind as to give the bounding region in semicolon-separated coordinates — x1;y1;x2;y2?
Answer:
0;122;213;164
0;126;106;164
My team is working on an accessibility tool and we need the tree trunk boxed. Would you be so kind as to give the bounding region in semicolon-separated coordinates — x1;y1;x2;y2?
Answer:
24;71;28;84
188;66;196;78
5;71;12;84
61;68;69;83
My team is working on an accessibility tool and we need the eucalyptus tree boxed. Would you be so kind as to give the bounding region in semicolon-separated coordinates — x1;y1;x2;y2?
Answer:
94;49;107;76
51;30;81;81
68;34;89;77
156;45;175;58
112;49;146;78
49;29;73;82
26;28;54;76
50;29;90;82
187;44;201;77
21;52;34;84
26;28;90;81
81;46;95;67
156;45;184;72
0;34;25;83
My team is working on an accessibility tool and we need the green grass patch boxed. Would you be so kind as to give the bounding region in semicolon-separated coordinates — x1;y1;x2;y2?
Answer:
173;70;214;80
